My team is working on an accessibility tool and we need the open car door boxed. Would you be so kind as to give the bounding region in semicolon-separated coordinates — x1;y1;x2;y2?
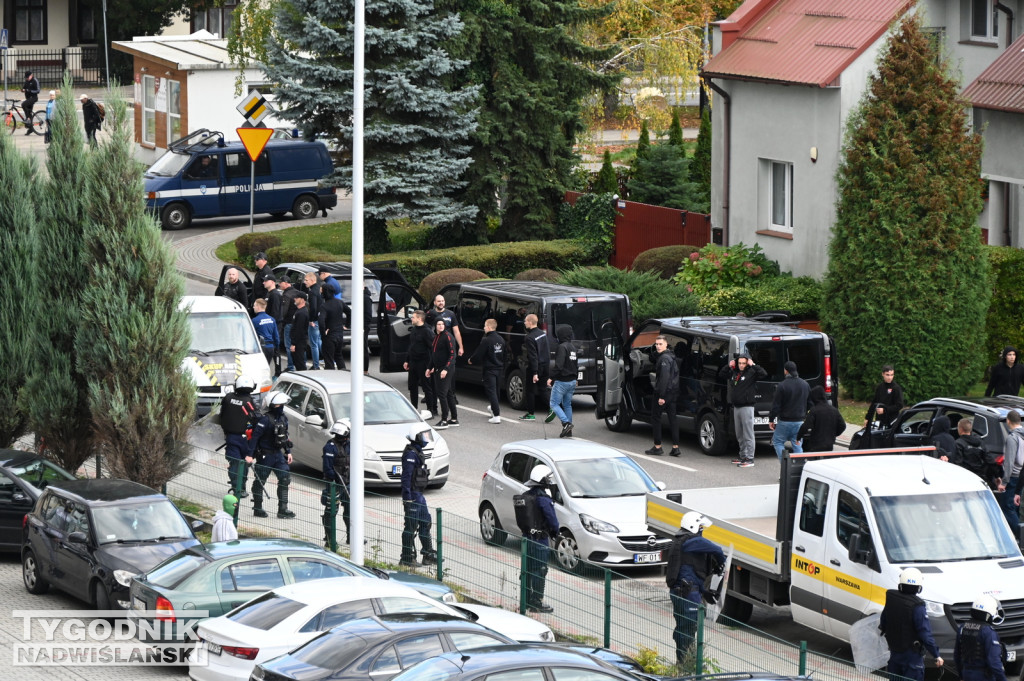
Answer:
378;283;426;373
594;321;625;419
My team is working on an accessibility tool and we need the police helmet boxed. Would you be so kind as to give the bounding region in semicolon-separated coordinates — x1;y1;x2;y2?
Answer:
234;375;257;394
330;418;351;438
972;594;1001;622
266;391;289;408
407;424;432;445
898;567;924;594
529;464;553;485
222;494;239;513
680;511;712;534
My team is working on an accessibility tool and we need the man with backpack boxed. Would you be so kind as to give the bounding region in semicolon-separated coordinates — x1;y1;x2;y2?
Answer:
646;335;681;457
514;464;560;613
665;512;725;664
80;94;102;146
953;418;1003;491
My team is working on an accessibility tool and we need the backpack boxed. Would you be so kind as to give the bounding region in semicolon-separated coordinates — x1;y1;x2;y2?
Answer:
513;491;542;536
96;102;106;121
665;534;684;588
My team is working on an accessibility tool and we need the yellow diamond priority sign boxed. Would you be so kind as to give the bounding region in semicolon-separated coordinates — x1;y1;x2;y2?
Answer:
237;127;274;163
236;89;273;126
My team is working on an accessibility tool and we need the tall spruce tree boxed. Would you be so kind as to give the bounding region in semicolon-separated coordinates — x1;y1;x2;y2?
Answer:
689;107;711;205
445;0;617;242
264;0;479;253
628;144;705;211
668;110;684;149
594;150;619;194
0;131;37;447
23;79;96;473
822;15;988;401
76;92;196;489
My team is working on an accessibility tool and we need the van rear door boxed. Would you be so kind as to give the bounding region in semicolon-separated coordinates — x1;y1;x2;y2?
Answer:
550;297;628;393
745;336;828;422
595;328;625;419
378;284;426;373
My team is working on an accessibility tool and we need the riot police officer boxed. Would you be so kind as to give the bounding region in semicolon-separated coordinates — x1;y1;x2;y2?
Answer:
247;391;296;519
879;568;943;680
322;419;352;547
221;375;258;498
513;464;560;613
956;595;1007;681
400;425;436;567
665;511;725;664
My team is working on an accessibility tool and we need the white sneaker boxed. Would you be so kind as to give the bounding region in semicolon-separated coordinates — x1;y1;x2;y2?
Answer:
488;416;501;424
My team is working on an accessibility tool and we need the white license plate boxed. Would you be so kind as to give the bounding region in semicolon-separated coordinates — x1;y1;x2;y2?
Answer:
131;596;145;612
577;371;583;381
205;641;222;656
634;551;661;563
392;465;402;475
1008;651;1017;662
753;417;770;425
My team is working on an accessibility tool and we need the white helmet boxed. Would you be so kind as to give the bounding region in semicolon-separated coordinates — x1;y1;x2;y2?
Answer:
972;594;1001;622
266;391;289;407
898;567;924;593
234;375;256;393
329;419;351;438
680;511;711;534
407;424;432;445
530;464;553;485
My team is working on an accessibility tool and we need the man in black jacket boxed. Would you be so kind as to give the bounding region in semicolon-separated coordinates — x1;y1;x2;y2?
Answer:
289;297;310;371
280;280;305;372
797;386;846;452
302;272;323;369
547;325;578;438
252;253;275;302
404;310;436;416
519;314;549;421
770;361;810;460
864;365;904;428
320;294;348;370
221;268;249;310
718;352;767;468
985;346;1024;397
22;71;40;134
647;336;681;457
469;318;506;424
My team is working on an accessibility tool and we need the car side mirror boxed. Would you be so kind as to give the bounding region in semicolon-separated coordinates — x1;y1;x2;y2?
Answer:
848;532;873;565
305;414;324;427
12;491;28;503
655;481;666;491
67;531;88;545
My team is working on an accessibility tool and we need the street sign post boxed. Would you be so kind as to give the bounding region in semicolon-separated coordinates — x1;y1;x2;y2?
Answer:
234;90;275;233
1;29;8;105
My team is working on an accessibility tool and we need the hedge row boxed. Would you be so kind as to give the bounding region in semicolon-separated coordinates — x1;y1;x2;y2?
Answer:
985;246;1024;364
698;276;824;319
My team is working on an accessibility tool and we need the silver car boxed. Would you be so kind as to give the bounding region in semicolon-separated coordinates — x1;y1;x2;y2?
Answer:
273;371;450;488
477;439;667;572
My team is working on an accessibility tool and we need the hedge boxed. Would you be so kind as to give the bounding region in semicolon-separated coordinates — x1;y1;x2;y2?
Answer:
632;245;701;280
234;234;283;269
420;269;490;301
698;276;824;319
985;246;1024;365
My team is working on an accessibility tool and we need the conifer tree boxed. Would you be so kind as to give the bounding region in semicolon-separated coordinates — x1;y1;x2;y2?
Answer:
76;92;195;489
264;0;479;253
668;110;684;148
594;150;619;194
822;15;988;401
0;130;37;447
635;120;651;163
689;107;711;205
628;144;705;211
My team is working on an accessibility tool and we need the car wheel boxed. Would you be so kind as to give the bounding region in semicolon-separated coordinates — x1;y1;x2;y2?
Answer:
292;195;319;220
93;580;111;610
719;594;753;623
605;402;633;432
479;503;507;546
505;369;526;411
554;531;583;573
160;202;191;230
698;412;727;456
23;549;49;594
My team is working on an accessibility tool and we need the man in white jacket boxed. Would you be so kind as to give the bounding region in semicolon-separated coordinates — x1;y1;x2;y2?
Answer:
211;494;239;543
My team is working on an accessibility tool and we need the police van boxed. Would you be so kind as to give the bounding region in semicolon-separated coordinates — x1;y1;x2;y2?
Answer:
180;296;273;415
144;129;338;230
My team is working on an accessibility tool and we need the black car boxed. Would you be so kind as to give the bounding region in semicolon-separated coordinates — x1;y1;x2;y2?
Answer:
388;645;653;681
22;479;201;610
0;451;76;551
252;613;514;681
850;396;1024;456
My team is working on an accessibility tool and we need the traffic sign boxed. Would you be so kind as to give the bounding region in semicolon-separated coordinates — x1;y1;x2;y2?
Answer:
237;127;274;163
0;29;9;50
235;89;273;126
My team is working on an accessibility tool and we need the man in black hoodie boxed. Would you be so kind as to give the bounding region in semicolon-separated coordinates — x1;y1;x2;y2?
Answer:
985;346;1024;397
404;310;436;416
926;415;955;461
547;325;578;438
647;336;681;457
469;318;506;423
953;418;1002;490
797;386;846;452
770;361;810;460
864;365;904;428
519;314;549;421
718;352;767;467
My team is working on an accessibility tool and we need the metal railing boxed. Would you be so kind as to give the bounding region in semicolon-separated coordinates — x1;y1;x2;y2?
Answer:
1;46;104;87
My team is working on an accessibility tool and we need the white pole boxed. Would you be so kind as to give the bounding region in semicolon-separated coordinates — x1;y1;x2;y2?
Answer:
101;0;110;85
349;0;366;565
249;159;255;233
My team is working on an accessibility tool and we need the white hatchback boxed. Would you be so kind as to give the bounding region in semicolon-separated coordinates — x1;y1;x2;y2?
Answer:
190;577;553;681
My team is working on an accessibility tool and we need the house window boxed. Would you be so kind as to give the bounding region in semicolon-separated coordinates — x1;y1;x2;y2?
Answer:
167;80;182;145
142;75;156;145
15;0;46;43
77;0;95;42
770;161;794;230
192;0;239;38
971;0;998;39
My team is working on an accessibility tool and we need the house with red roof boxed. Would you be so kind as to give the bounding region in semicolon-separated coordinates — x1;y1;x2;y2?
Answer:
702;0;1021;276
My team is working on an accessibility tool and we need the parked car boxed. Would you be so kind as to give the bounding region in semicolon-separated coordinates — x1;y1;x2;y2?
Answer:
272;370;450;487
251;613;516;681
191;577;554;681
129;538;457;651
0;451;76;551
596;316;840;455
375;280;632;410
478;439;668;572
850;396;1024;454
22;479;201;609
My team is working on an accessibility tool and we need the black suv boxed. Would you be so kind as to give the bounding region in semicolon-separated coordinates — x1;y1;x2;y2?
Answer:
850;396;1024;456
22;479;200;610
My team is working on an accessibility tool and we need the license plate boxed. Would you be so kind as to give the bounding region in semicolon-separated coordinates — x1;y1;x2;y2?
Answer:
392;465;402;475
577;371;583;381
753;417;770;425
205;641;222;656
1008;651;1017;662
131;596;145;612
634;551;661;563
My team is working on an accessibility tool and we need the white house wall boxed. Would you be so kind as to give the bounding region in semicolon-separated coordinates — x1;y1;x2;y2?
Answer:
186;69;290;143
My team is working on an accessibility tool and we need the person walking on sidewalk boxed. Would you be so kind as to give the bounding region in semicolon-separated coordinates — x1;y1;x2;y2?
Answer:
469;318;506;423
514;465;559;613
769;361;810;460
427;319;459;428
719;352;767;467
404;310;436;417
547;325;578;438
647;335;681;457
519;314;549;421
400;425;437;567
80;94;102;146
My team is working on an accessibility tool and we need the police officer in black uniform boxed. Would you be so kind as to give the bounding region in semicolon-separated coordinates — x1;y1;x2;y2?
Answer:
879;568;943;680
220;375;258;498
956;595;1007;681
321;419;352;547
665;512;725;663
514;464;559;613
247;391;296;519
400;425;436;567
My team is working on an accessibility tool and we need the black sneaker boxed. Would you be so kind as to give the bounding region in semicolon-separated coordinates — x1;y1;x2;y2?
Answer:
277;509;296;519
399;558;422;568
645;446;664;456
731;458;744;464
528;602;554;614
434;419;449;430
447;419;460;427
254;508;268;518
669;447;682;457
559;422;573;438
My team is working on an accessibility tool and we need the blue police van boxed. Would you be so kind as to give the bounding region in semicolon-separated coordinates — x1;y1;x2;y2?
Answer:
144;129;338;230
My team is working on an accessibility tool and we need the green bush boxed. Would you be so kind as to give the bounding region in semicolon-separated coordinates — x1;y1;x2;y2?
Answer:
674;243;780;296
558;265;698;324
514;268;561;282
985;246;1024;365
632;245;701;280
419;268;489;300
699;276;824;318
559;192;617;263
266;245;337;267
234;233;283;268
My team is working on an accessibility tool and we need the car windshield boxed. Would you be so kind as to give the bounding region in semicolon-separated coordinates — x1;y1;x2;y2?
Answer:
288;630;369;669
6;458;74;491
188;311;261;354
146;150;191;177
557;457;658;498
391;656;463;681
226;592;306;630
336;277;382;303
92;500;194;545
871;490;1020;562
146;551;210;589
329;390;422;425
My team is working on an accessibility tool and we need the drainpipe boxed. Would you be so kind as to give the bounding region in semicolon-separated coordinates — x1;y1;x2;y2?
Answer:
704;76;731;246
996;2;1015;45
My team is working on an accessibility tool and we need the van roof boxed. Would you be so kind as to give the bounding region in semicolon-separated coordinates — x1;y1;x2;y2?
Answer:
804;454;990;497
179;295;248;314
445;281;627;300
658;316;827;339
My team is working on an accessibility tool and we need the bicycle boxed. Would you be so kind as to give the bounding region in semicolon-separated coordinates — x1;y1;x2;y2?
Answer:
4;99;47;135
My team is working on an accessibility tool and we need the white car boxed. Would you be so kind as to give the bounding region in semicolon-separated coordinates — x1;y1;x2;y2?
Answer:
273;371;450;488
190;577;553;681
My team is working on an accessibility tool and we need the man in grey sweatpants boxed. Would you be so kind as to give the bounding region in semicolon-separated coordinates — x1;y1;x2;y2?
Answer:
719;352;767;468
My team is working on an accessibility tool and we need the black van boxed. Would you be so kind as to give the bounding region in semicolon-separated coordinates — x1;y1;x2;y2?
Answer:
376;281;632;409
596;316;839;455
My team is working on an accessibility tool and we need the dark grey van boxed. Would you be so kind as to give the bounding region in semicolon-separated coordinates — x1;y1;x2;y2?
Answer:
596;316;839;455
377;281;632;409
